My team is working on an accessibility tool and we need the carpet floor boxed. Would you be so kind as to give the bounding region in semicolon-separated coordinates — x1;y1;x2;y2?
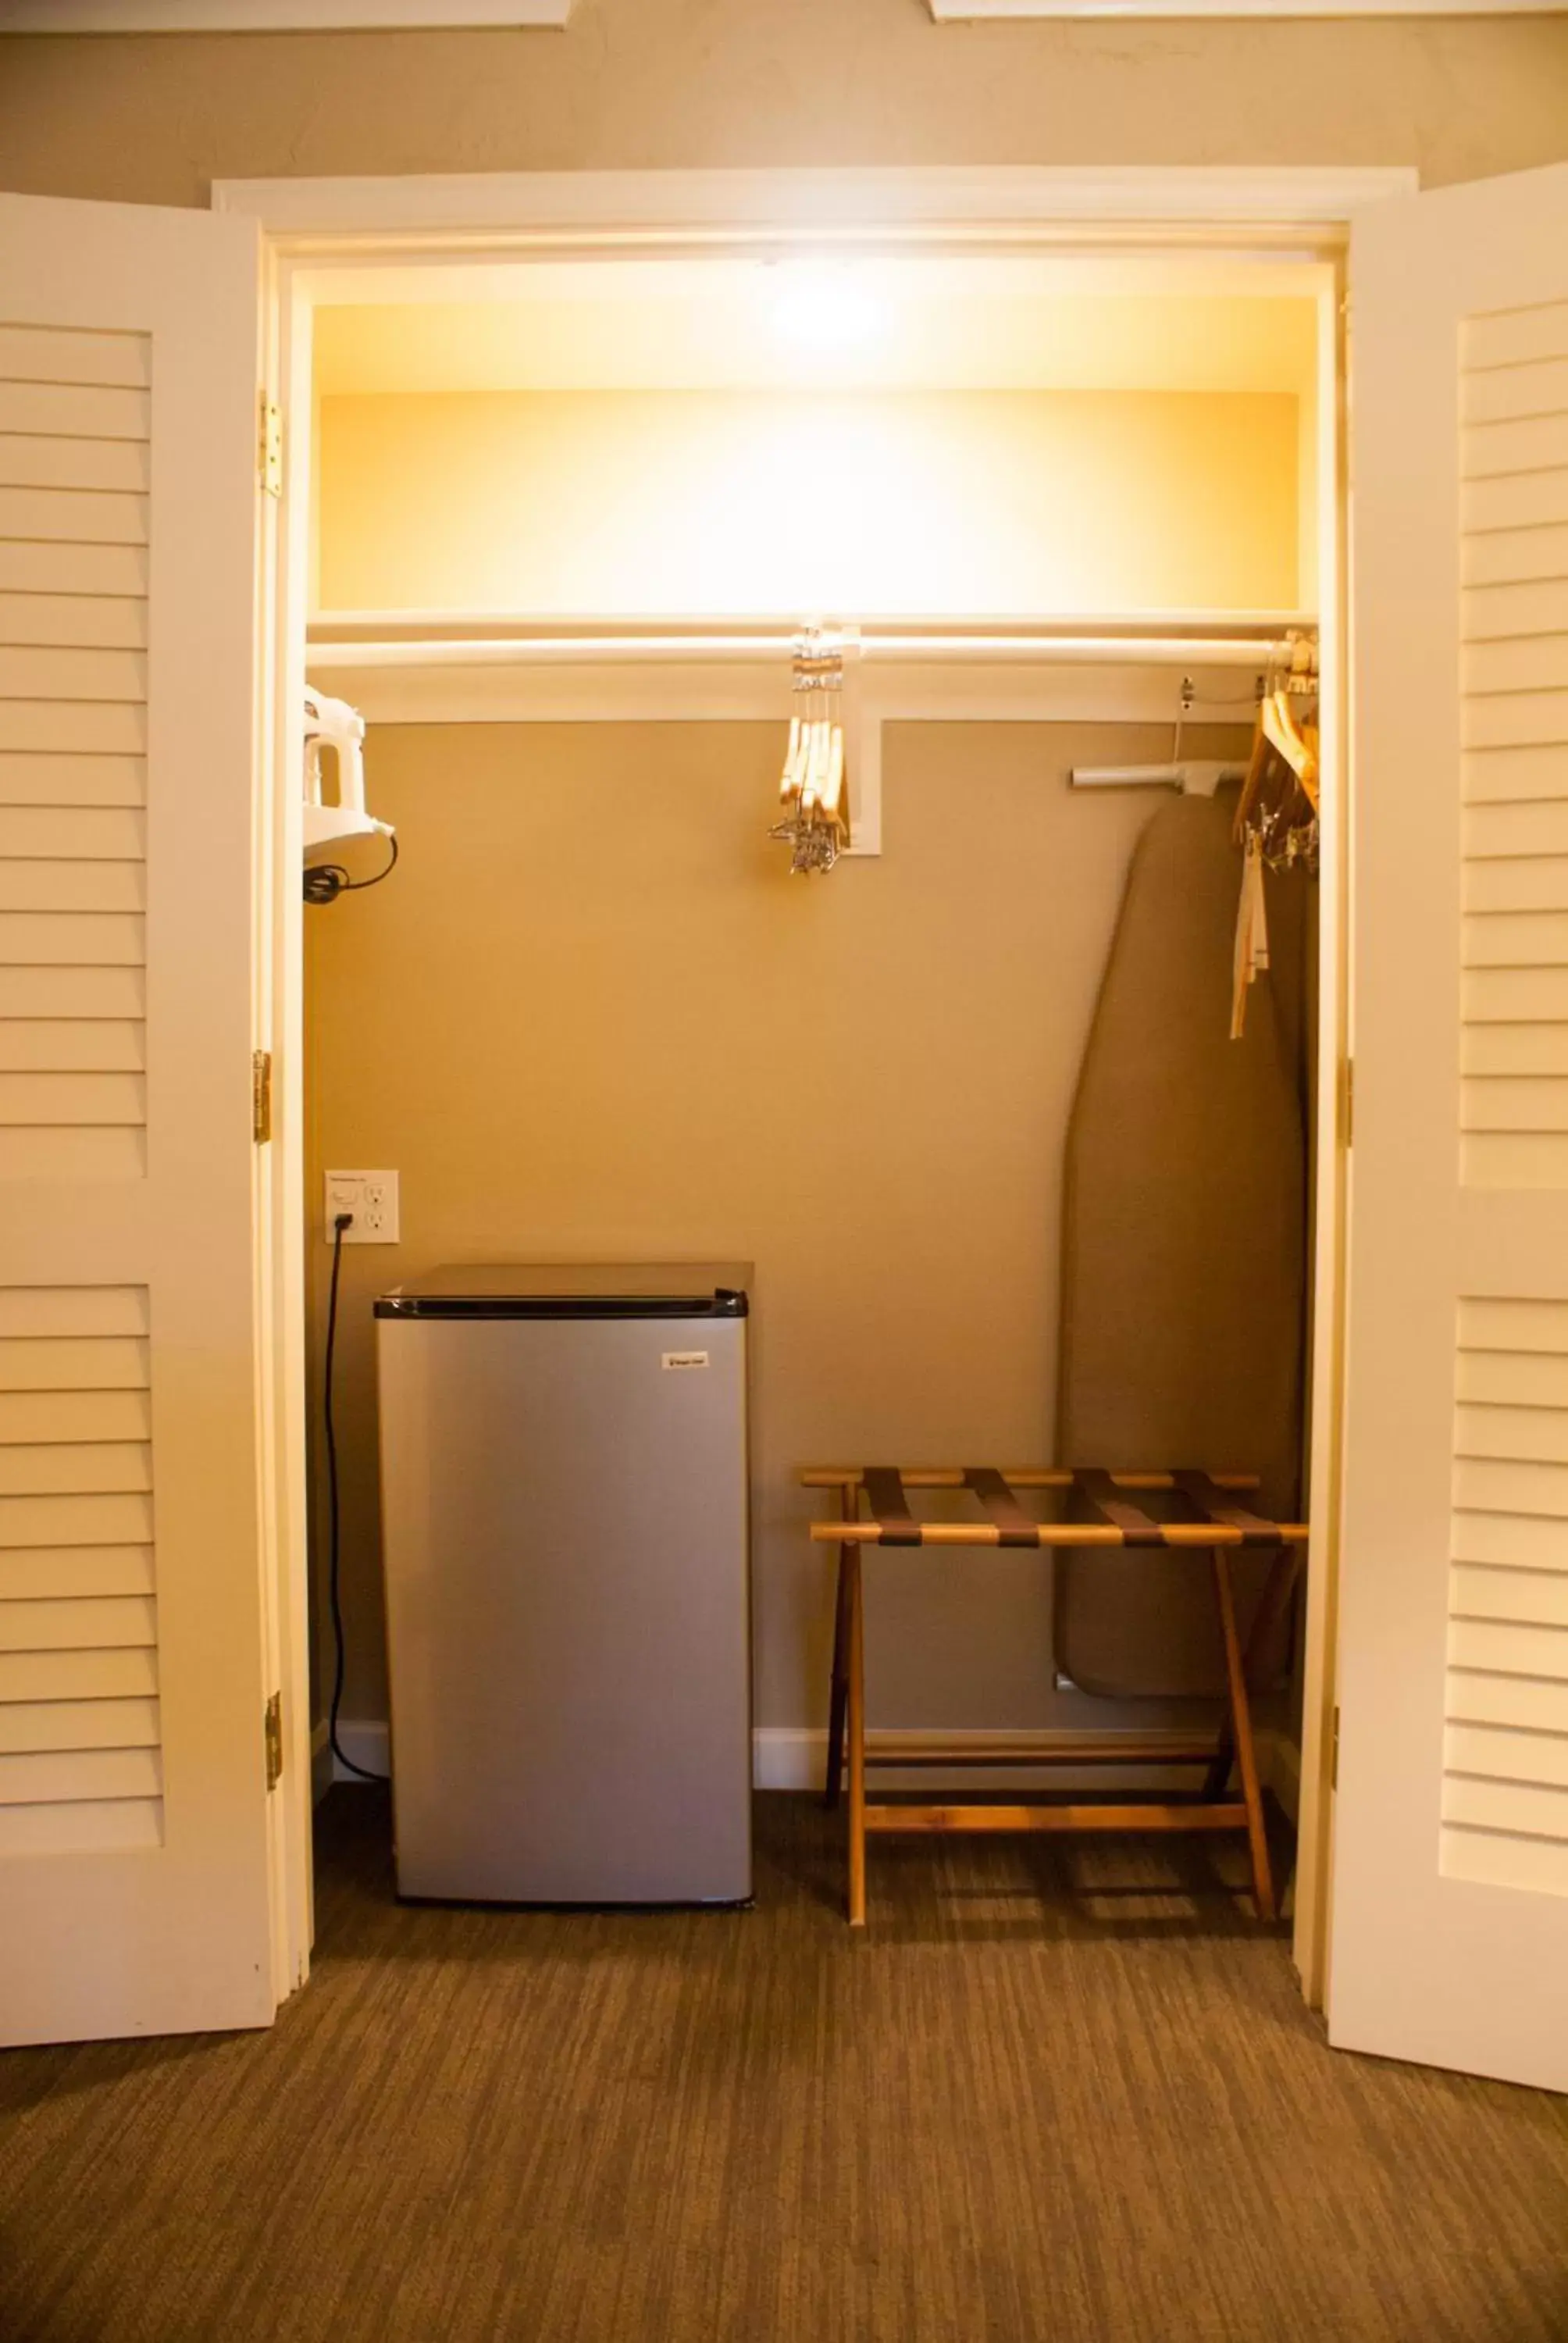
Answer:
1;1788;1565;2343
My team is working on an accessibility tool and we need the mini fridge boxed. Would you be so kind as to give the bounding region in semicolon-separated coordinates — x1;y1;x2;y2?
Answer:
374;1264;752;1904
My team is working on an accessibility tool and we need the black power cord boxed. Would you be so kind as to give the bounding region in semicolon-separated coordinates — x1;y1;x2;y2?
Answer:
326;1211;386;1783
305;829;399;908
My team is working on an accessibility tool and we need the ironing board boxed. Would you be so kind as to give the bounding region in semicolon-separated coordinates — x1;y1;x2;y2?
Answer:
1056;791;1310;1699
803;1464;1307;1928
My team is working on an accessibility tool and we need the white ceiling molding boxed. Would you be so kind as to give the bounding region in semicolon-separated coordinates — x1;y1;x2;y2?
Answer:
928;2;1560;14
216;163;1417;243
0;1;573;30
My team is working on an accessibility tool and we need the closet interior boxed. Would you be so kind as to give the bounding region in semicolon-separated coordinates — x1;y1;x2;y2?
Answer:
298;246;1331;1928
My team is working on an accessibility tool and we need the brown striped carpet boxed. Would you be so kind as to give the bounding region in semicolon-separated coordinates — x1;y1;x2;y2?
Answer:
2;1788;1565;2343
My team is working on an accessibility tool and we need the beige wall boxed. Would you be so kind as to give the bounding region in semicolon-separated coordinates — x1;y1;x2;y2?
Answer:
305;715;1249;1736
318;387;1302;618
2;2;1567;205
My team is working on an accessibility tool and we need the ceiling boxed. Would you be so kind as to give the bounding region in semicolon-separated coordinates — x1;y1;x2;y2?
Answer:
313;256;1319;399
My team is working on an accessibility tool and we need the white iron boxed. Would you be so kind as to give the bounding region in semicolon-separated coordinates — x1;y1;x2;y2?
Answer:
302;686;394;860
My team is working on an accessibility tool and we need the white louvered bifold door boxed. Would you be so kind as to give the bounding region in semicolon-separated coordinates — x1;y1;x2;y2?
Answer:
0;196;278;2045
1332;163;1568;2092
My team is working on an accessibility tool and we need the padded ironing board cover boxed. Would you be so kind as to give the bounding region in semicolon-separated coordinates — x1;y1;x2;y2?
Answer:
1055;792;1307;1697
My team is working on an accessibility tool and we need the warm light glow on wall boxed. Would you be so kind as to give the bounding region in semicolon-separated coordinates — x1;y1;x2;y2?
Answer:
316;387;1305;619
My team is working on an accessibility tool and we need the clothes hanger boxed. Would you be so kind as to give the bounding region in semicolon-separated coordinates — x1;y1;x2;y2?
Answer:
821;721;846;835
1263;689;1319;802
772;624;849;870
1232;683;1272;845
1234;636;1321;843
780;711;805;811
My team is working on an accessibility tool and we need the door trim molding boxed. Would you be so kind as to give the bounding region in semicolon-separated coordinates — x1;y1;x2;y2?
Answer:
216;164;1417;247
245;158;1371;2016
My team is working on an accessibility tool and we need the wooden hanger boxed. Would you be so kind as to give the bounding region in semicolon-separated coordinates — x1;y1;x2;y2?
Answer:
1262;689;1320;808
821;722;846;836
779;714;805;809
1232;698;1271;844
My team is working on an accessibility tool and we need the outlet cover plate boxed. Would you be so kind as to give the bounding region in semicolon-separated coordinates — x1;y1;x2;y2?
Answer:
325;1170;399;1244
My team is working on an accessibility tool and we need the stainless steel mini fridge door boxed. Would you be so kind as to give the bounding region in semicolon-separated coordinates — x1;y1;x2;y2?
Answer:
376;1311;750;1903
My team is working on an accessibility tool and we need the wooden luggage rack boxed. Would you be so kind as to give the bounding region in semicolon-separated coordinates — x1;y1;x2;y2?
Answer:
805;1466;1308;1928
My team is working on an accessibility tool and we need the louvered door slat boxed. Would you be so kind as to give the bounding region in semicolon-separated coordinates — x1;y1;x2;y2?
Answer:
0;1546;155;1600
0;647;147;701
0;597;148;651
0;704;146;754
1464;523;1568;590
0;1336;148;1389
0;753;144;807
0;441;150;495
1465;801;1568;858
0;1746;161;1805
0;488;148;545
1464;359;1568;426
0;1645;156;1702
0;544;148;597
1463;1025;1568;1076
0;383;149;437
0;1801;162;1856
0;1022;145;1073
0;326;151;390
1465;472;1568;534
0;1696;159;1753
0;866;146;913
1463;577;1568;639
0;968;144;1018
0;912;145;962
1450;1565;1568;1626
0;1489;155;1547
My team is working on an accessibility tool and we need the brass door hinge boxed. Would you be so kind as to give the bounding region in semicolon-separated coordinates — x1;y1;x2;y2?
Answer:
259;396;282;498
1339;1057;1354;1150
265;1692;283;1792
252;1049;273;1145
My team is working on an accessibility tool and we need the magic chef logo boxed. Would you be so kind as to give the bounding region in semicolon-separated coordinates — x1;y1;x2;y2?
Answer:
661;1350;710;1371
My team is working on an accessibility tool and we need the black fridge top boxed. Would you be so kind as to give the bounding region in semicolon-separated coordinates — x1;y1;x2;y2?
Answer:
374;1262;750;1321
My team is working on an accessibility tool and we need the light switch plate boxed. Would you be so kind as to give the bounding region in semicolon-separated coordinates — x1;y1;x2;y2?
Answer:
325;1170;399;1244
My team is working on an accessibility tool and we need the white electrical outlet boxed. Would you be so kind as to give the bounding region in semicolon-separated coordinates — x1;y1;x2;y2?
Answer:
325;1170;400;1244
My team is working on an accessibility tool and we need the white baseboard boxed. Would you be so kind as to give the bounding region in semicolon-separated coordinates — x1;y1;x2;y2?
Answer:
750;1727;823;1790
754;1724;1305;1800
329;1717;391;1784
328;1717;1303;1809
1258;1724;1301;1823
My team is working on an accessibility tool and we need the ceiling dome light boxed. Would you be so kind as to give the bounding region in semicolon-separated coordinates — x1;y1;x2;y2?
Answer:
768;264;886;355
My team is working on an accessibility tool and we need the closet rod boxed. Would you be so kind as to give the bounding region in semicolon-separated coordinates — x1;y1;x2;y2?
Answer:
306;626;1301;672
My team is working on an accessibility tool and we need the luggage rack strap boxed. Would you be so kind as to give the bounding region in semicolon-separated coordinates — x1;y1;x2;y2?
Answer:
1078;1467;1167;1546
1174;1469;1284;1546
961;1466;1038;1547
861;1465;922;1546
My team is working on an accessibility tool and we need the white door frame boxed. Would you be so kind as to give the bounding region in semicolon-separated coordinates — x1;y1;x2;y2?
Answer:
220;163;1412;2011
